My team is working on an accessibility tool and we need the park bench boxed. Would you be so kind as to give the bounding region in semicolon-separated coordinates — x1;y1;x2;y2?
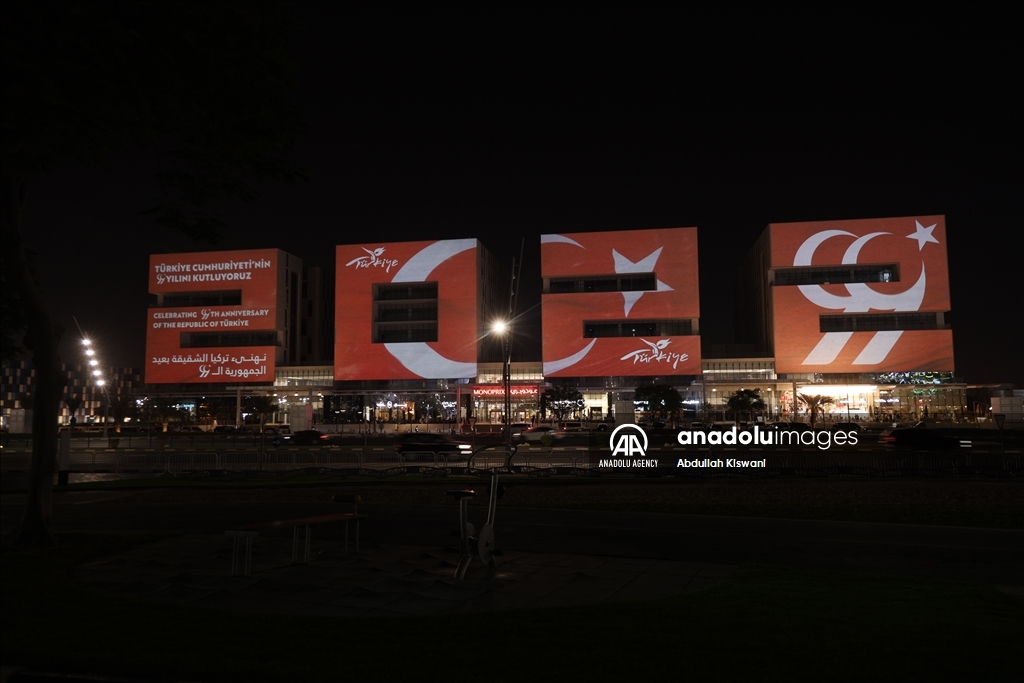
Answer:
225;496;365;576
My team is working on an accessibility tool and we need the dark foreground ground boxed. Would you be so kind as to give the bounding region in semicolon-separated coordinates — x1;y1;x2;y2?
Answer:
2;477;1022;682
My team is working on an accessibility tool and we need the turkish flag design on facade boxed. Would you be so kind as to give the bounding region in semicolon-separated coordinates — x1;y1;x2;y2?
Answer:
541;227;701;377
770;215;953;373
335;239;479;380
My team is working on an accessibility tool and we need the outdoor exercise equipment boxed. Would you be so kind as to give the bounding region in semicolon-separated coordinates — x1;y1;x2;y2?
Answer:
443;447;511;579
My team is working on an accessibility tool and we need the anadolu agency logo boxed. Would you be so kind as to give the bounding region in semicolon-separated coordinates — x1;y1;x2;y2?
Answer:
600;424;659;469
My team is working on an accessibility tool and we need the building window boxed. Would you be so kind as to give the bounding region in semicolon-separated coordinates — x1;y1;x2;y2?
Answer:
374;323;438;343
373;283;438;301
372;283;439;343
774;265;899;286
156;290;242;307
548;274;657;294
374;302;438;322
180;331;279;347
583;319;694;337
819;312;944;332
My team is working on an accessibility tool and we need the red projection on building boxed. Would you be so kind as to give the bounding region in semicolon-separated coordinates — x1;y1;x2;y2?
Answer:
542;228;701;377
770;216;953;373
146;250;280;383
335;240;479;380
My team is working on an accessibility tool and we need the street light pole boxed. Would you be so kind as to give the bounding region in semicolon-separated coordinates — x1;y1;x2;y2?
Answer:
503;331;511;448
74;317;112;439
493;241;524;451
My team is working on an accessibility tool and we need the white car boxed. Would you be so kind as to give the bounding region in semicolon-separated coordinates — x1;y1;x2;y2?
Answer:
519;426;566;443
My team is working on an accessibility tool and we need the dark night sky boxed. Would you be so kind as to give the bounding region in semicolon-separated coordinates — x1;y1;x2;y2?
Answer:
20;1;1023;384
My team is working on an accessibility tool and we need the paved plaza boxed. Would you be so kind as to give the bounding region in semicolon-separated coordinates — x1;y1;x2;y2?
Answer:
73;536;734;616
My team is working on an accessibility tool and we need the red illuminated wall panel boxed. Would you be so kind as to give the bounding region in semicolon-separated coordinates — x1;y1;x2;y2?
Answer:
145;249;280;383
541;228;701;377
334;239;479;380
770;216;953;373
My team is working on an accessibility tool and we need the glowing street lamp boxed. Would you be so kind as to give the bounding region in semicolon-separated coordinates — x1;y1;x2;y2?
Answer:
74;318;111;438
492;320;512;447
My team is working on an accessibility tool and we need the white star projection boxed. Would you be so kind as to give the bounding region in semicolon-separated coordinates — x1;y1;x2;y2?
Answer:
612;247;674;316
906;221;940;251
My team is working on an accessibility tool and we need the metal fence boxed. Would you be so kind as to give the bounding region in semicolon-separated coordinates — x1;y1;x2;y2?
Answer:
2;449;1022;479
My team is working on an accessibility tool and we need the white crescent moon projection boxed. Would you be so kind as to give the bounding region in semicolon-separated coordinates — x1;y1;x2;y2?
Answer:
383;239;477;378
796;231;926;313
541;234;597;373
795;229;928;366
544;339;596;376
540;234;585;248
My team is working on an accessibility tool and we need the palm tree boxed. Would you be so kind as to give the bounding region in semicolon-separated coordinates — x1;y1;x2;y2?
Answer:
798;394;835;429
107;396;136;433
144;396;181;433
726;389;767;424
65;395;83;427
245;395;276;431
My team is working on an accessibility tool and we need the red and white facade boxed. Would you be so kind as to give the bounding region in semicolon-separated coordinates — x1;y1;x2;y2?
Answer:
541;227;702;377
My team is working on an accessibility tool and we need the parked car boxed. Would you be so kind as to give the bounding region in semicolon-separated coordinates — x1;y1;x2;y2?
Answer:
262;423;290;436
286;429;331;445
518;425;566;444
559;421;585;433
831;422;862;432
394;433;472;457
879;428;971;452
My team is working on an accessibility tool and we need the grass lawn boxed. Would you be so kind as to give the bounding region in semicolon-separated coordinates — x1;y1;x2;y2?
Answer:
2;533;1021;682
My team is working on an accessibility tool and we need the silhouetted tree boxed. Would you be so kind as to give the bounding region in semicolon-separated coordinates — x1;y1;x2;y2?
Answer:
726;389;767;424
798;394;835;429
107;396;137;433
245;395;276;430
541;386;584;421
1;1;303;546
65;395;83;426
634;385;682;422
